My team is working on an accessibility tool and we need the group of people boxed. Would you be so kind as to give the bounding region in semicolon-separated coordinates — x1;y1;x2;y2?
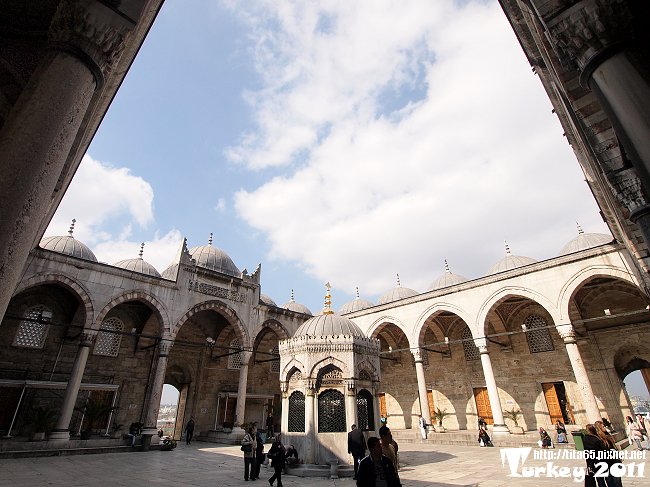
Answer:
241;425;297;485
626;414;650;450
348;423;402;487
582;421;623;487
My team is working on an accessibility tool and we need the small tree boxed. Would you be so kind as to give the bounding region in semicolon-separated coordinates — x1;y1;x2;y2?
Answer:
75;397;118;438
504;408;522;427
433;407;451;427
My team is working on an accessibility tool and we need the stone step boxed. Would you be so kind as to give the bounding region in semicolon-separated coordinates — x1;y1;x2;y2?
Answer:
285;463;355;478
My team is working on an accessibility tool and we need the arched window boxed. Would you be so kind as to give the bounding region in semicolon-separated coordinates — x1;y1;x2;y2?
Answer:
524;314;554;353
270;344;280;373
228;338;243;369
356;389;374;431
288;391;305;432
13;305;52;349
462;327;480;361
94;317;124;357
318;389;346;432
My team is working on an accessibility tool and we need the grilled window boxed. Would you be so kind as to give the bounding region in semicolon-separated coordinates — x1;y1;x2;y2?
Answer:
288;391;305;432
525;314;554;353
356;389;374;431
318;389;346;432
13;305;51;349
462;327;480;361
228;338;243;369
270;344;280;373
94;317;123;357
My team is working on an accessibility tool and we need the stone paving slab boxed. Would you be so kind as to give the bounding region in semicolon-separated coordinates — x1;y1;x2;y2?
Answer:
1;442;649;487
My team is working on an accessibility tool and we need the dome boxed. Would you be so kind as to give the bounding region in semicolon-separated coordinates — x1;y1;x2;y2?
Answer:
39;220;98;262
282;290;312;316
260;294;277;307
488;243;537;275
294;313;366;338
188;233;240;277
114;243;161;277
340;287;373;314
559;226;613;255
378;274;417;305
161;263;179;280
428;260;468;291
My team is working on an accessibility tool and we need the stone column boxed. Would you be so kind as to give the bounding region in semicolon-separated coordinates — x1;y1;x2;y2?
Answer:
546;0;650;191
0;0;134;321
476;339;508;434
234;350;251;430
280;386;289;435
558;325;601;424
373;392;381;433
141;341;171;448
49;331;95;441
346;380;358;430
412;349;432;426
304;383;316;464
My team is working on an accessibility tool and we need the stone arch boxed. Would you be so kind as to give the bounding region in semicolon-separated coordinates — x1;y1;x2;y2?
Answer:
95;290;170;335
252;319;290;348
310;356;350;380
413;303;473;348
558;266;640;322
282;358;306;382
613;342;650;380
367;316;414;348
173;299;249;346
477;287;561;336
13;272;95;328
357;358;379;381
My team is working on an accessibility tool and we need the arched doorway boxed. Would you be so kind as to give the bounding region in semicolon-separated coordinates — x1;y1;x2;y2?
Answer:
159;384;180;438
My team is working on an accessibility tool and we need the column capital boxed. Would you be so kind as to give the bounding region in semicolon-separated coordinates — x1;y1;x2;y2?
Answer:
474;337;489;354
546;0;634;85
411;348;424;363
607;168;650;216
48;0;136;88
280;381;288;393
346;379;356;394
79;330;96;347
158;341;173;357
557;324;577;343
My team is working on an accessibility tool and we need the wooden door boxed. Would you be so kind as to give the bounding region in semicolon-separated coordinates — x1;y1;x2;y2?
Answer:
427;390;436;420
542;383;564;424
225;397;237;426
378;393;387;418
473;387;493;425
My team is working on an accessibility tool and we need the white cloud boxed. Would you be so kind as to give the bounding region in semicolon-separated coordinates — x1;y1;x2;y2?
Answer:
230;0;610;298
215;198;227;212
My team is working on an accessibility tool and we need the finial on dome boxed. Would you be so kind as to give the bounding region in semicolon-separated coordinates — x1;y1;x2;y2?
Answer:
290;289;295;303
396;273;401;287
444;259;451;273
138;243;145;258
504;240;512;255
68;219;76;237
323;282;334;314
355;286;360;299
576;222;584;234
208;233;213;246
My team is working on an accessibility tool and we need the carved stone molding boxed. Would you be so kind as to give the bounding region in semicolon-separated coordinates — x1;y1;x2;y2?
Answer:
546;0;634;81
607;168;649;215
557;324;577;343
79;330;96;347
159;341;173;357
48;0;136;87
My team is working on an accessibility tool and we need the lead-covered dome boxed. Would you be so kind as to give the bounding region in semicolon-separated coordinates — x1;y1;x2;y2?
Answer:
295;312;365;338
260;294;277;307
428;260;468;291
283;290;313;316
188;233;240;277
559;225;613;255
114;243;161;277
378;274;417;305
488;242;537;275
40;220;98;262
340;287;373;314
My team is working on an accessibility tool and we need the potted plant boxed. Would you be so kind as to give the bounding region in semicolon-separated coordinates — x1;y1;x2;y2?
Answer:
433;407;451;432
504;408;524;434
30;405;57;441
75;397;118;440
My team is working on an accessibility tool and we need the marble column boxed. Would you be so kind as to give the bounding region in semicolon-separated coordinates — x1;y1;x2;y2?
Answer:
280;386;289;435
412;349;432;426
0;0;133;322
142;342;171;448
49;331;95;441
558;325;601;424
234;351;251;429
373;391;381;433
346;380;358;430
304;384;316;464
547;0;650;192
476;339;508;434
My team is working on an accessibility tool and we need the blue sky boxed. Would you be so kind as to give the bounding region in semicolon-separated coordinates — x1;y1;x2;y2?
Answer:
46;0;648;400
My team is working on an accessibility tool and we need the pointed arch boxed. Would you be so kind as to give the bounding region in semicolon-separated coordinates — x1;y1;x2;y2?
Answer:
413;302;473;347
252;319;290;348
309;356;350;379
173;299;249;346
281;358;306;382
95;290;170;335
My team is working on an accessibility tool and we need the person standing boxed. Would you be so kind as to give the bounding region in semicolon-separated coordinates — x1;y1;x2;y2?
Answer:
268;433;286;487
478;417;487;431
252;427;265;480
356;436;400;487
555;420;568;443
241;426;257;481
418;415;427;440
266;411;275;439
379;426;399;477
627;415;645;450
347;424;367;480
184;417;195;445
583;424;609;487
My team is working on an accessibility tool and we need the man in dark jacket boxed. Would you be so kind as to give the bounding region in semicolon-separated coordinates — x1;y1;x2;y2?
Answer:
252;428;265;480
348;424;367;479
268;433;286;487
357;437;400;487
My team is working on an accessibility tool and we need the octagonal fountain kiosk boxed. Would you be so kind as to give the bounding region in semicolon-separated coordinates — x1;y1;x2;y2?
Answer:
278;284;381;477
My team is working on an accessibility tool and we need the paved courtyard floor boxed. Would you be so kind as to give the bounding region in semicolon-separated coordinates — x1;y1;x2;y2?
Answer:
1;442;650;487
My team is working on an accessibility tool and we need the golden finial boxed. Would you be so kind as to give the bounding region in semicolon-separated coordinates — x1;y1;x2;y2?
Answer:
138;243;145;258
290;289;295;303
323;282;334;314
396;273;401;287
355;286;360;299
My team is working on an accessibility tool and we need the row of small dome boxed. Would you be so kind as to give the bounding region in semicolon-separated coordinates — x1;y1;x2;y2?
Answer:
40;222;613;316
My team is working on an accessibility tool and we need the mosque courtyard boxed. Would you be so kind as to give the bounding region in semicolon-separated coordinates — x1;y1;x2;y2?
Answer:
2;442;650;487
